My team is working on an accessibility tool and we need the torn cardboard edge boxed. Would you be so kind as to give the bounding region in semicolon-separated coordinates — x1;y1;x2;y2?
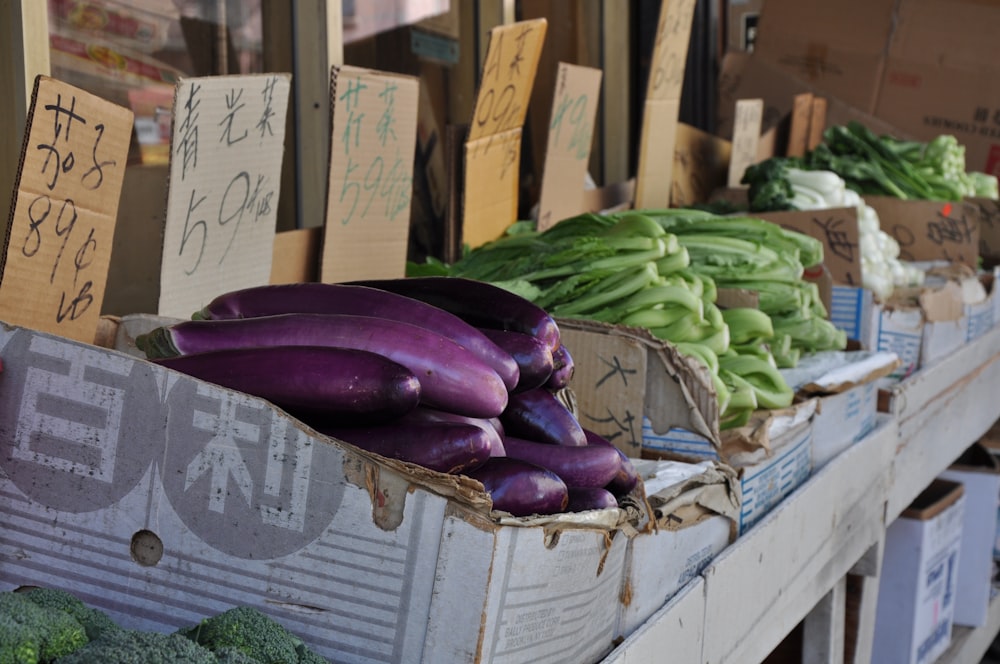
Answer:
780;349;901;395
635;458;741;537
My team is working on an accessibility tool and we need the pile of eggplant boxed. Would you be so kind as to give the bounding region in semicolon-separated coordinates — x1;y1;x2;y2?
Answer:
135;277;640;517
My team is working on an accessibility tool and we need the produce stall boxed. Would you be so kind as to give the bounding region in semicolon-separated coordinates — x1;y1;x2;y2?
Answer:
2;1;1000;663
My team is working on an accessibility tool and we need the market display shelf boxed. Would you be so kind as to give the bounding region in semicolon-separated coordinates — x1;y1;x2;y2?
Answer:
600;417;898;664
885;325;1000;521
938;589;1000;664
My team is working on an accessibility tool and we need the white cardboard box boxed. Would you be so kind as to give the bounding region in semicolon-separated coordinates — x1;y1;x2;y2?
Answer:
873;479;965;664
0;320;631;664
811;381;878;470
617;459;739;639
938;443;1000;628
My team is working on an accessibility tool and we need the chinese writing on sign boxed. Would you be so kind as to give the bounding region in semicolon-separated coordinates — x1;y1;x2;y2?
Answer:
159;74;290;320
0;77;132;343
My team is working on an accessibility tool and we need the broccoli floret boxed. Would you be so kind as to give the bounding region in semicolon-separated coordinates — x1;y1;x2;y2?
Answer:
0;591;88;663
211;646;265;664
178;606;325;664
17;587;119;641
55;628;217;664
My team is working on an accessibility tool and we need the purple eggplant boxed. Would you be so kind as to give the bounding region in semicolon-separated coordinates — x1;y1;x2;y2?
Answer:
583;428;641;496
544;344;575;390
136;313;508;418
193;282;520;392
314;420;492;474
502;436;623;488
401;406;505;457
566;487;619;512
465;457;569;516
478;328;553;393
153;345;421;420
348;276;561;353
500;387;587;447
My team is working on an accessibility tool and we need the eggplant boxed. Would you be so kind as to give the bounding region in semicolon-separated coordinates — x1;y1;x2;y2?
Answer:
194;283;520;392
401;406;505;457
583;428;641;496
136;313;508;418
566;487;619;512
153;345;421;420
348;276;561;353
478;328;553;393
502;436;623;488
545;344;575;390
500;387;587;447
314;420;492;474
466;457;569;516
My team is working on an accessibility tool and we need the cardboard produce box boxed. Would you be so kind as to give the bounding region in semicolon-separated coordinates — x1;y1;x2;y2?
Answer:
618;458;740;638
938;443;1000;628
0;317;635;664
779;350;899;469
556;318;814;535
872;479;965;664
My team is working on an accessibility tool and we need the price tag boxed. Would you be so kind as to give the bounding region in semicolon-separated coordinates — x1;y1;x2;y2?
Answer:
672;123;731;208
786;92;813;157
757;208;862;286
159;74;291;319
807;96;827;151
867;197;980;266
322;66;419;282
634;0;697;209
462;18;547;249
537;62;602;232
0;76;133;343
971;197;1000;261
726;98;763;188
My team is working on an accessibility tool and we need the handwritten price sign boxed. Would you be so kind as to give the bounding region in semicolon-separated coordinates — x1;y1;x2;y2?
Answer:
865;197;980;266
634;0;697;209
0;76;132;343
159;74;290;319
462;18;547;249
727;98;763;188
759;208;862;286
537;63;602;232
322;66;419;282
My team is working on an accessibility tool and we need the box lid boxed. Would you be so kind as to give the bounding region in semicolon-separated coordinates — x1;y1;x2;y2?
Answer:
902;478;965;520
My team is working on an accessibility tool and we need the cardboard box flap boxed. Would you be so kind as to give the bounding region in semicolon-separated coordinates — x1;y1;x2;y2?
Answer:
718;398;817;462
636;459;741;528
780;350;901;395
919;280;965;322
557;318;721;446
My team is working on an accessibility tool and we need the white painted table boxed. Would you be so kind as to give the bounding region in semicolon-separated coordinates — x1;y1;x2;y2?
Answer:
602;326;1000;664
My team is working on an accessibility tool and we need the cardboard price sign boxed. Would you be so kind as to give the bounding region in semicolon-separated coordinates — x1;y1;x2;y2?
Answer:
726;98;763;188
865;197;980;266
159;74;291;319
634;0;697;209
322;66;419;282
757;207;862;287
537;62;602;232
462;18;547;249
0;76;132;343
